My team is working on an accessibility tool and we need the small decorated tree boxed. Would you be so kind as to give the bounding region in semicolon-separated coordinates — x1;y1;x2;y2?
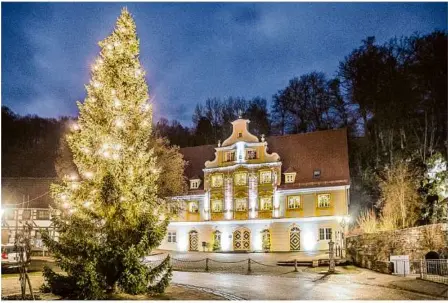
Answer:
42;8;176;299
261;229;271;251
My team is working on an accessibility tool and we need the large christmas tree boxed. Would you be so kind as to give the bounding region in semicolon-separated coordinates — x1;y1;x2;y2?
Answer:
42;8;175;299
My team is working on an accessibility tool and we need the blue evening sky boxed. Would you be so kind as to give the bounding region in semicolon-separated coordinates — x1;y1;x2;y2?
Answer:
2;2;446;125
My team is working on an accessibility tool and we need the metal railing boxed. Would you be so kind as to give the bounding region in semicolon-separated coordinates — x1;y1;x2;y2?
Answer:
392;259;448;285
144;256;301;275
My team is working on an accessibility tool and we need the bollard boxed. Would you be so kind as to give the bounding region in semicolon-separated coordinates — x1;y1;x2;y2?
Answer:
294;259;298;272
248;258;252;273
205;258;209;272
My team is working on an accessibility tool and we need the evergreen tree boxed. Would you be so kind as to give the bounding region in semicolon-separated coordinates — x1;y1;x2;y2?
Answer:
42;9;173;299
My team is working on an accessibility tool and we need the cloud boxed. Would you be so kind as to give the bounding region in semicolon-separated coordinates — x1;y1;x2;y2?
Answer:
2;2;446;124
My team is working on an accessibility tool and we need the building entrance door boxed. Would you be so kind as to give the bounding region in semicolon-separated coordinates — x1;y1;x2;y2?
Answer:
189;230;198;251
233;228;250;251
290;226;300;251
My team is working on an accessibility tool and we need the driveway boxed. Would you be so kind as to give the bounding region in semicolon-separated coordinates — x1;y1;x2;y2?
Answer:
172;271;444;300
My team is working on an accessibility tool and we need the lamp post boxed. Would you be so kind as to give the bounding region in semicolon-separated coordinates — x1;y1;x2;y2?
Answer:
339;217;349;258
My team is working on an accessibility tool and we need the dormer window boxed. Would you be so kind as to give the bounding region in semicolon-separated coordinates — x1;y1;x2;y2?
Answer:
313;170;321;178
189;178;201;189
283;167;297;184
284;173;296;184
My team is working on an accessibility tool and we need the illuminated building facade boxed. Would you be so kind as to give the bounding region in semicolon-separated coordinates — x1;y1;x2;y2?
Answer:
159;117;351;252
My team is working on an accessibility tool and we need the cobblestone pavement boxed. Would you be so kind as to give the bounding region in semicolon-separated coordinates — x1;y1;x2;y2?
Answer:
172;271;445;300
1;274;227;300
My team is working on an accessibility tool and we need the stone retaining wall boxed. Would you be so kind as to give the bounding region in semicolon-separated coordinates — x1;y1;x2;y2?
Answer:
346;223;448;273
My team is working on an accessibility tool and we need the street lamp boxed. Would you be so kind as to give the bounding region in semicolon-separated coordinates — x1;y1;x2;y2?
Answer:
338;216;350;258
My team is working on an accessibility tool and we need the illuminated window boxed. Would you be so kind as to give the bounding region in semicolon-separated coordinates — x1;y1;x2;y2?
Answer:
260;197;273;211
168;232;177;243
259;171;272;184
246;150;257;160
188;201;199;213
235;198;247;211
285;173;296;184
225;151;235;162
287;196;302;209
234;172;247;186
317;194;331;208
212;200;223;213
319;228;332;240
211;174;223;188
37;210;50;220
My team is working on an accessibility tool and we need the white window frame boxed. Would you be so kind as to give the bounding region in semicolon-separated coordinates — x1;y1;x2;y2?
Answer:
190;179;201;189
287;196;302;209
211;174;224;188
234;172;247;186
212;200;223;213
319;228;332;241
235;198;248;212
168;232;177;243
259;171;272;184
317;194;331;208
284;173;296;184
260;197;273;211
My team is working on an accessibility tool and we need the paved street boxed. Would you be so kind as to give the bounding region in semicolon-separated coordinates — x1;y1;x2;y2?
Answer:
172;271;444;300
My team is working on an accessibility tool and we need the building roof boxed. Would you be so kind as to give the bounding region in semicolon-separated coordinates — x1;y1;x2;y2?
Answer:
179;128;350;190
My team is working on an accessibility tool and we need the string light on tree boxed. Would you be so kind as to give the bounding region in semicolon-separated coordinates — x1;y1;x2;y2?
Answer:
115;118;124;128
43;8;173;298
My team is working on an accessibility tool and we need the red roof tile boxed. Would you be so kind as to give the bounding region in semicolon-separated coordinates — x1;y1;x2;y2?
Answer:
179;128;350;189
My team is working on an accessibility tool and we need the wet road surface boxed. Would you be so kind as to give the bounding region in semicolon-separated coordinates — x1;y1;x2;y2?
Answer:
172;271;440;300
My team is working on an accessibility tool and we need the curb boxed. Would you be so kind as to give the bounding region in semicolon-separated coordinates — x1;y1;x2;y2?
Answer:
173;283;245;300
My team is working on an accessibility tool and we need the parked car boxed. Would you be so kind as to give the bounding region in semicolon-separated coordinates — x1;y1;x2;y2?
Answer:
1;244;28;270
